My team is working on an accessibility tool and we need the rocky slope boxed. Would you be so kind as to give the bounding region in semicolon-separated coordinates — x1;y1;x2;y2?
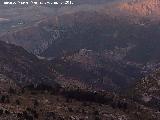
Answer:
133;67;160;109
0;75;159;120
0;41;158;120
0;40;58;88
49;49;142;90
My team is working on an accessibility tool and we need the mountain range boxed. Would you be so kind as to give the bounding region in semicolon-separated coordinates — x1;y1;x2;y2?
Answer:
0;0;160;119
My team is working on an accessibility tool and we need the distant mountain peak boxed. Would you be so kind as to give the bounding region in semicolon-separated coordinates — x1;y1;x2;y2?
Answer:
118;0;160;16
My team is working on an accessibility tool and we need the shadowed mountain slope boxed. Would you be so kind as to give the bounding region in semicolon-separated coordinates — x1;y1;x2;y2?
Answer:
0;40;59;88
